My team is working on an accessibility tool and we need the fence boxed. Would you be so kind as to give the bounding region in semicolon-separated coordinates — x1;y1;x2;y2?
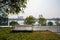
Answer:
12;26;60;32
33;26;60;32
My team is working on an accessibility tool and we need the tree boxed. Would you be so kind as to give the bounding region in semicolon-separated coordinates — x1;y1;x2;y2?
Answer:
38;15;46;26
10;21;19;26
24;16;35;25
0;14;8;26
55;18;60;26
48;22;53;26
2;13;8;18
0;0;27;14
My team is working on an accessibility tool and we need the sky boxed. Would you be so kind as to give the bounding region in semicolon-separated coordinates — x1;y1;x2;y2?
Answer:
8;0;60;18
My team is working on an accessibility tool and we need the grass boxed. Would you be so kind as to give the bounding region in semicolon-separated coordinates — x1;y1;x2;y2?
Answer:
0;27;60;40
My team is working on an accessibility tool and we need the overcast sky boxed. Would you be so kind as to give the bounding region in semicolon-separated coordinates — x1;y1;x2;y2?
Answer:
9;0;60;18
